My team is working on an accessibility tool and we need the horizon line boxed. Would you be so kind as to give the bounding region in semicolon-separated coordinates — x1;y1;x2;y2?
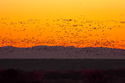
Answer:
0;45;125;50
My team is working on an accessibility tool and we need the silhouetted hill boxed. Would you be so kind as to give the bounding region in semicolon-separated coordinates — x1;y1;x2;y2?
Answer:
0;46;125;59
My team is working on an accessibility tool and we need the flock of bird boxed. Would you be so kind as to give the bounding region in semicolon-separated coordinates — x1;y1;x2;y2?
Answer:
0;16;125;49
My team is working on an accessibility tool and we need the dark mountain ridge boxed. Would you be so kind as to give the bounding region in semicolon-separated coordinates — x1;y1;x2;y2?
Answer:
0;46;125;59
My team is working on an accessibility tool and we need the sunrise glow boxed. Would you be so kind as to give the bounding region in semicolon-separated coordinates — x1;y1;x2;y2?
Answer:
0;0;125;49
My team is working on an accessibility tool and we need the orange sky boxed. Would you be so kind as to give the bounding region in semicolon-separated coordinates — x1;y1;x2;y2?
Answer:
0;0;125;49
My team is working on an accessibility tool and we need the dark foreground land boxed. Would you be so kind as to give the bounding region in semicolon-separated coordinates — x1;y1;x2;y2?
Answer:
1;67;125;83
0;59;125;83
0;59;125;71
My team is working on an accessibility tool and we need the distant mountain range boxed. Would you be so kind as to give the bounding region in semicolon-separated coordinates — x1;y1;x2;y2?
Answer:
0;46;125;59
